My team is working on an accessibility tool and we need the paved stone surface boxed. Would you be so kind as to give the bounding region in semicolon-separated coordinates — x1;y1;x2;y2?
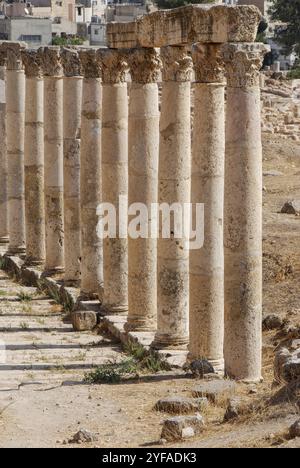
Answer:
0;269;121;389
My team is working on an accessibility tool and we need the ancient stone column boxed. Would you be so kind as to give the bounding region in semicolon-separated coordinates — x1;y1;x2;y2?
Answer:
61;48;82;283
125;48;161;331
99;50;128;314
79;49;103;299
222;43;269;382
22;50;45;266
153;46;192;349
39;47;64;273
0;63;8;245
189;44;225;373
2;43;26;255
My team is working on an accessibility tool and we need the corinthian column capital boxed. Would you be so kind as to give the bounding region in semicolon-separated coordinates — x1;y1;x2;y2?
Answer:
38;46;63;77
61;48;82;77
22;50;43;78
221;43;270;88
98;49;128;84
0;42;26;71
161;46;193;82
127;48;162;84
78;49;101;79
192;43;224;83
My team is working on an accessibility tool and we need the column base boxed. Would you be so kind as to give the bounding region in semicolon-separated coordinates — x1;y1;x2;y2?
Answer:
24;257;45;268
124;317;156;333
0;236;9;245
151;333;189;350
79;291;99;301
43;267;65;277
101;304;128;316
7;246;26;257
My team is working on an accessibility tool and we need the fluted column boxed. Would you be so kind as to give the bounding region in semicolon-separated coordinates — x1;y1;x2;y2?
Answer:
99;50;128;314
222;43;269;382
61;48;82;283
22;50;45;266
189;44;225;373
0;62;8;245
39;47;64;273
1;43;26;255
79;50;103;299
125;48;161;331
153;46;192;349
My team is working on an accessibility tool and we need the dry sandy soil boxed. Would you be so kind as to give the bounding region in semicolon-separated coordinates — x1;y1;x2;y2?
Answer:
0;134;300;448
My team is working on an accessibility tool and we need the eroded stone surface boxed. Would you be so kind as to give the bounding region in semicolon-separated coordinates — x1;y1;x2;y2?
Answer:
192;379;236;404
161;414;204;441
107;5;262;48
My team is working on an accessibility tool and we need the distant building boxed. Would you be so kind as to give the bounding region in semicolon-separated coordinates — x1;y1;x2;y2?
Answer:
0;15;52;46
29;0;77;36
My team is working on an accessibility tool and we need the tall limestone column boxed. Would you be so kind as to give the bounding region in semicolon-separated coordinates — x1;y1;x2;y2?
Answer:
0;62;8;245
2;43;27;255
22;50;45;266
99;50;128;314
125;48;161;331
222;43;269;382
189;44;225;373
79;49;103;299
39;47;64;273
153;46;192;349
61;48;82;283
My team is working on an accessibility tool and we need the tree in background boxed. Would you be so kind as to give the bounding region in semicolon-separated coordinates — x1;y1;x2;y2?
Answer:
155;0;214;10
269;0;300;56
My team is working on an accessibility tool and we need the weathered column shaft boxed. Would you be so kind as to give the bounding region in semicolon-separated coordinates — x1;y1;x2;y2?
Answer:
39;47;64;272
61;49;82;283
222;43;269;382
153;46;192;349
0;64;8;245
4;43;26;255
189;44;225;372
22;50;45;265
79;50;103;299
126;48;161;331
100;50;128;314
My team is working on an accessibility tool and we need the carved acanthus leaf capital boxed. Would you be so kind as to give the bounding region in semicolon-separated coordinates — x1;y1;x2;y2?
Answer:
192;43;225;83
98;49;128;84
61;48;82;77
78;49;101;79
127;48;162;84
161;46;193;82
0;42;26;71
38;47;63;77
221;43;270;88
22;50;43;78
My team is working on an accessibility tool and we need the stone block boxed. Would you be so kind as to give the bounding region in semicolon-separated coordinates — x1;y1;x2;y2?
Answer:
192;379;236;404
161;414;204;441
107;5;261;48
155;397;208;414
72;311;97;331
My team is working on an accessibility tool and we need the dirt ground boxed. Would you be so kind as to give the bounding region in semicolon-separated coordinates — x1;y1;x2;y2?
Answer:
0;134;300;448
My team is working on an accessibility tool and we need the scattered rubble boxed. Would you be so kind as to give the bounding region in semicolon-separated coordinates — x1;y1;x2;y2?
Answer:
274;347;300;384
68;429;98;444
281;200;300;215
289;420;300;439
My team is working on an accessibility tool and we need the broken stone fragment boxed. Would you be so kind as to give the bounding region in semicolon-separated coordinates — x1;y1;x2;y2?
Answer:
71;311;97;331
161;414;204;442
281;200;300;215
192;379;236;404
154;396;208;414
274;347;300;384
184;359;215;378
262;314;283;331
223;398;242;422
69;429;98;444
289;420;300;439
